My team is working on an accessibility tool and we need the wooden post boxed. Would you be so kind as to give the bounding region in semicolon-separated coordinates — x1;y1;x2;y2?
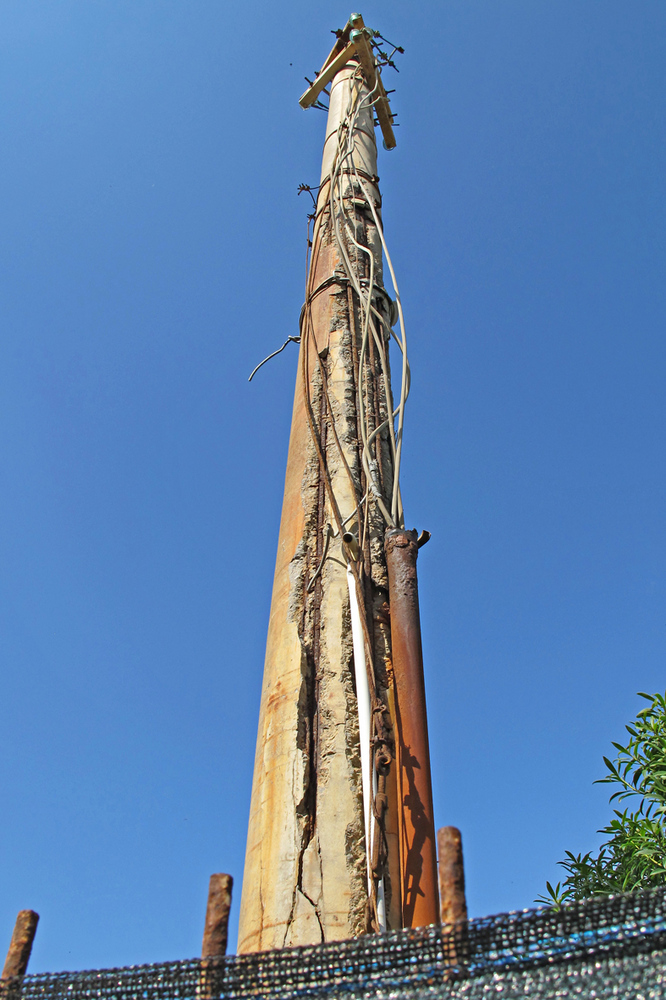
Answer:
1;911;39;980
202;874;233;958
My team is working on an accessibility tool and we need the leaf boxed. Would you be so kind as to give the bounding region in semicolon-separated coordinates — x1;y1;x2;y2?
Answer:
538;689;666;904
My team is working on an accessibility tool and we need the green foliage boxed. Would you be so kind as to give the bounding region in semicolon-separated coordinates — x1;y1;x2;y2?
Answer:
537;692;666;907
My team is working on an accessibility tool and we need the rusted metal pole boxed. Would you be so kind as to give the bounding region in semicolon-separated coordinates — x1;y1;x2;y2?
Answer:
1;910;39;980
200;875;232;1000
438;827;469;972
437;827;467;926
202;874;233;958
385;528;439;927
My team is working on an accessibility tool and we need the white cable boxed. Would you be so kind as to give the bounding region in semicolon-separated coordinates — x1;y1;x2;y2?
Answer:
346;564;373;891
356;176;409;526
315;64;402;931
347;562;386;931
326;67;410;529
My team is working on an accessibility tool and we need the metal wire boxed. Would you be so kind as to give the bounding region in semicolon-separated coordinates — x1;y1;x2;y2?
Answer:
248;337;301;382
297;63;400;930
326;68;409;530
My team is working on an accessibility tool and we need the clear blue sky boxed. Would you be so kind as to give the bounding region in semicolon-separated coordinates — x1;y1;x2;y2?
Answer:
1;0;664;974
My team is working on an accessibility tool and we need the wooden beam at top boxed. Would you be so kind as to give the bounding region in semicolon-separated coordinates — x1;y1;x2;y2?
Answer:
319;21;353;75
299;41;356;109
299;13;397;151
351;27;397;150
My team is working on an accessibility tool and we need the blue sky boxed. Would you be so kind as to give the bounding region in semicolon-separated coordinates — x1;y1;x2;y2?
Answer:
1;0;665;974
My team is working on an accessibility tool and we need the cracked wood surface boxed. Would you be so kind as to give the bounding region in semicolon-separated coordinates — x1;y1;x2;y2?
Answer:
237;65;398;953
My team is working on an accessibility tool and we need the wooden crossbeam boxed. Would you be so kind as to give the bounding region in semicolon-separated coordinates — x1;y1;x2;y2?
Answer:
299;15;355;109
299;41;356;110
350;26;396;150
319;21;353;75
299;12;398;150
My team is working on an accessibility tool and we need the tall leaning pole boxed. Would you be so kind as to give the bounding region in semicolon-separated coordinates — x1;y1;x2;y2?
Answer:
238;15;439;953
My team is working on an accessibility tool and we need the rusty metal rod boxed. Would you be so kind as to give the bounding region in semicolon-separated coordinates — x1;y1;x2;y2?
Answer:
1;910;39;980
385;528;439;927
438;827;469;972
438;827;468;925
202;874;233;958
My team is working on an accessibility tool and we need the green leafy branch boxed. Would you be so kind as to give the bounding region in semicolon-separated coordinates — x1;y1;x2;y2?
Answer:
537;692;666;908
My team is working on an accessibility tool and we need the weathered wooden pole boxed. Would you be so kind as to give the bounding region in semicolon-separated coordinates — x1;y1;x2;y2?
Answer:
238;15;425;951
1;910;39;980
